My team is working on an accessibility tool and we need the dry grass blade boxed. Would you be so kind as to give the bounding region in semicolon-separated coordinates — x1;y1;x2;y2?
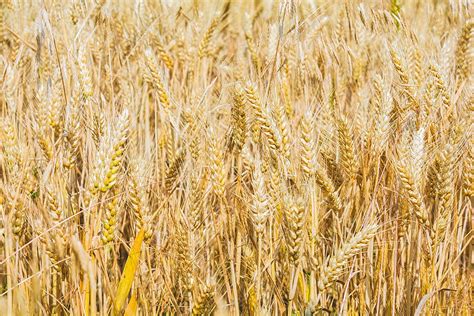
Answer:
113;229;145;316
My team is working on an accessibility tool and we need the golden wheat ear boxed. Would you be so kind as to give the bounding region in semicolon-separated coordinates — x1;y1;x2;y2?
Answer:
318;224;377;291
0;0;471;314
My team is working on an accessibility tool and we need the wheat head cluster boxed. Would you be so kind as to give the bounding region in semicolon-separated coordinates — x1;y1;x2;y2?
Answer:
0;0;472;315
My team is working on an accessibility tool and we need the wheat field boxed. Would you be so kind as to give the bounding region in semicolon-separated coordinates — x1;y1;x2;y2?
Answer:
0;0;472;315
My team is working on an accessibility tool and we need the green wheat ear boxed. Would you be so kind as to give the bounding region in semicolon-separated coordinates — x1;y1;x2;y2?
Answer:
30;190;39;200
391;0;401;29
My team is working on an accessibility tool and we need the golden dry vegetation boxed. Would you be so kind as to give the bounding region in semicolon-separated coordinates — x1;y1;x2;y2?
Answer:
0;0;473;315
